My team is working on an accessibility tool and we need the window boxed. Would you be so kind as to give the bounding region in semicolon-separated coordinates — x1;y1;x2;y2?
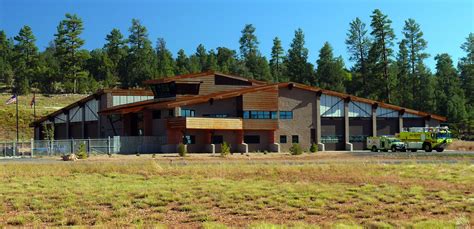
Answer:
244;135;260;144
183;135;196;144
168;109;174;117
242;111;278;119
181;109;195;117
211;135;224;144
280;135;287;143
280;111;293;119
203;114;229;118
152;110;161;119
292;135;299;143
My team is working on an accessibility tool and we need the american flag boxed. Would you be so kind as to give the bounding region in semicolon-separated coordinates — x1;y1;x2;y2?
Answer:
5;94;17;105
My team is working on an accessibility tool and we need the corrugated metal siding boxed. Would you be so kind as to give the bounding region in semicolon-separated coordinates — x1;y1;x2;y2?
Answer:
85;99;98;121
112;95;154;107
70;106;82;123
403;112;422;118
54;113;67;123
376;107;398;117
320;94;343;117
348;101;371;117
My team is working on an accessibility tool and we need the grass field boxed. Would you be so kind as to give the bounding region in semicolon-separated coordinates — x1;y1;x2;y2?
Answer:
0;93;86;141
0;153;472;227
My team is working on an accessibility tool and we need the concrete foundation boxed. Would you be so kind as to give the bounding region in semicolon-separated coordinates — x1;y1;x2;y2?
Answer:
318;143;325;152
237;143;248;153
345;142;353;151
269;143;280;153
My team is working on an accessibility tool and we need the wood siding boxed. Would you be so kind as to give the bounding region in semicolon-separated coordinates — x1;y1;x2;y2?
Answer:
242;86;278;111
167;117;243;130
242;120;278;130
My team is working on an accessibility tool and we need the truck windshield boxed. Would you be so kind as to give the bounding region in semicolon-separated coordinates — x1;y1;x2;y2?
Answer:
437;133;451;139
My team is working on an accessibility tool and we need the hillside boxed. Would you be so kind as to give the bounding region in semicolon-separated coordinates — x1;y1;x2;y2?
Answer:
0;94;86;142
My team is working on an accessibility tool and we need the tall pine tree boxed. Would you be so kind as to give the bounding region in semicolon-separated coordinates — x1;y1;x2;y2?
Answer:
155;38;175;77
368;9;396;102
434;54;467;123
175;49;190;75
315;42;347;92
284;28;313;84
345;17;371;96
0;31;14;87
270;37;285;82
54;13;88;93
459;33;474;129
121;19;156;87
13;25;38;94
104;28;127;81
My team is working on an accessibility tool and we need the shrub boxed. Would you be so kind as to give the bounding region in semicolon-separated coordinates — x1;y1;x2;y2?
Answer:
76;143;88;159
221;142;231;157
310;143;318;153
289;143;303;155
178;143;187;157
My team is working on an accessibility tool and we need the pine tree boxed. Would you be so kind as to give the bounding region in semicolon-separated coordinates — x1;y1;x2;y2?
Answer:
238;24;270;81
86;49;115;87
401;19;429;108
54;13;87;93
345;17;370;96
270;37;285;82
315;42;347;92
368;9;396;102
104;28;126;80
284;28;313;84
13;25;39;94
458;33;474;129
0;31;14;87
434;54;467;123
175;49;190;75
207;49;218;71
195;44;208;72
121;19;156;87
156;38;175;77
216;47;239;74
395;40;412;107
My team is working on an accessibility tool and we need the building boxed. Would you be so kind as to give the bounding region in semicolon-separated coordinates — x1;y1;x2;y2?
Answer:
31;71;446;152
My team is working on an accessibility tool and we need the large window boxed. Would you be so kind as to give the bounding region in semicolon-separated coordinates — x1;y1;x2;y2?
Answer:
280;135;287;144
181;109;195;117
152;82;176;98
292;135;299;143
183;135;196;144
280;111;293;119
244;135;260;144
243;111;277;119
212;135;224;144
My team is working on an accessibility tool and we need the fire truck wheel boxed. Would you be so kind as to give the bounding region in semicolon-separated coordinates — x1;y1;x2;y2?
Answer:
423;143;432;152
435;148;444;152
371;146;377;152
391;146;397;152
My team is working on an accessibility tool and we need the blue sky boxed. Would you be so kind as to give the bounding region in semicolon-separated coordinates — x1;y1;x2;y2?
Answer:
0;0;472;71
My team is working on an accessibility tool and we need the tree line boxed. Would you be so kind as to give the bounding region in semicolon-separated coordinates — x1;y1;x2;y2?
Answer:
0;9;472;127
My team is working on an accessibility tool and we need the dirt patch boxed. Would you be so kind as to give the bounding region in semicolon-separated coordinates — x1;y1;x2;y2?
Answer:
448;140;474;151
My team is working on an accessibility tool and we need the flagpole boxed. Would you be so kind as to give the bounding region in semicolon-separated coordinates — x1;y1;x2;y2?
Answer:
33;92;36;120
16;93;19;143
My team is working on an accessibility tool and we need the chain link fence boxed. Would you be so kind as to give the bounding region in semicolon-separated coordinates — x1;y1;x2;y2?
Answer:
0;136;167;158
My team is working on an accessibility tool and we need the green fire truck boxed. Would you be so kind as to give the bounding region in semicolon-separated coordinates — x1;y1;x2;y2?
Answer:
397;127;452;152
367;136;407;152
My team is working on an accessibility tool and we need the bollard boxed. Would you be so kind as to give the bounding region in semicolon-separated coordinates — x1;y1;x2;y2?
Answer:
107;136;111;154
30;138;34;158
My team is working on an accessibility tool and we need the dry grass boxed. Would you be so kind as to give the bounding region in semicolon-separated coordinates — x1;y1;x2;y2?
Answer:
0;155;472;227
448;140;474;151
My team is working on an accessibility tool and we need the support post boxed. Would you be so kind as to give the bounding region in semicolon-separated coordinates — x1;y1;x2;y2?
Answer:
81;104;86;139
315;92;324;151
344;98;352;151
97;98;101;138
107;136;111;154
372;104;378;137
143;110;153;136
70;139;74;154
30;138;34;158
65;111;70;139
398;110;404;133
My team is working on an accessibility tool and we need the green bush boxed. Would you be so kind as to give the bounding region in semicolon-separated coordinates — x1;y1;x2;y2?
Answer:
289;143;303;155
76;143;88;159
178;143;187;157
310;143;318;153
220;142;231;157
